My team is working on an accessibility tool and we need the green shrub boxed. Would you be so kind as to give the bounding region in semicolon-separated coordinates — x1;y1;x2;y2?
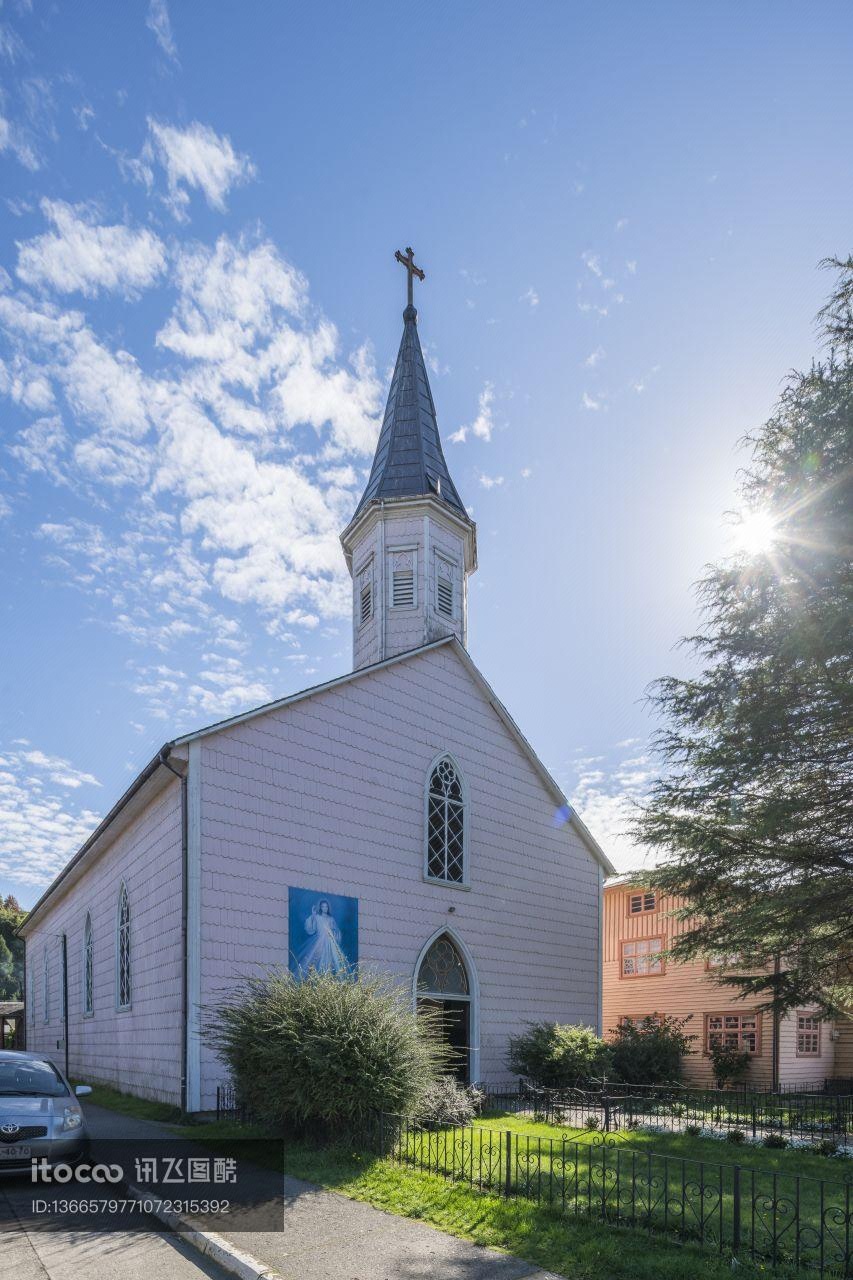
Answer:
709;1042;752;1089
763;1133;787;1148
726;1129;747;1144
608;1015;695;1085
814;1138;840;1156
415;1078;480;1128
204;968;443;1130
685;1123;702;1136
507;1022;612;1088
584;1113;602;1131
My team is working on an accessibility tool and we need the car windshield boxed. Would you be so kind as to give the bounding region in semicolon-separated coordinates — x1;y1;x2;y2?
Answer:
0;1059;68;1097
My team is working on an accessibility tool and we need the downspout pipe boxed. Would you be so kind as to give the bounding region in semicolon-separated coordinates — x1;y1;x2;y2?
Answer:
772;954;781;1091
159;747;189;1116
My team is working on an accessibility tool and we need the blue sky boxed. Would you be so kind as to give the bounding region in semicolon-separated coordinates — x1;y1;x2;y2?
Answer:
1;1;851;906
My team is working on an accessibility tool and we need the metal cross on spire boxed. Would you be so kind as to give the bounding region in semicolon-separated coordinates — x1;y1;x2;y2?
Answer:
395;246;425;309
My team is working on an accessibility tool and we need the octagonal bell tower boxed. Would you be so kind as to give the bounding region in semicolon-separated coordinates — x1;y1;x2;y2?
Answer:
340;249;477;672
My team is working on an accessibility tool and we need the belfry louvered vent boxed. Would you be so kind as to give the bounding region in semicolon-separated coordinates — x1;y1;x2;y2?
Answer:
437;576;453;618
392;569;414;607
360;583;372;625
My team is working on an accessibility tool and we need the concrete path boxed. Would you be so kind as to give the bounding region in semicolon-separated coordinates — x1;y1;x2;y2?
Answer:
0;1183;232;1280
82;1102;563;1280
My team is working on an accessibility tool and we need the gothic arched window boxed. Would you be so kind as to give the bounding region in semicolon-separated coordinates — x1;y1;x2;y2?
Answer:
83;913;94;1016
417;934;469;996
425;756;466;883
116;884;131;1010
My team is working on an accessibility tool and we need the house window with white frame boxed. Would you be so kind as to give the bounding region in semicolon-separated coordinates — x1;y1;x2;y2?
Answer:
706;1012;760;1055
117;884;131;1010
620;937;664;977
627;890;657;915
796;1012;821;1056
426;756;466;883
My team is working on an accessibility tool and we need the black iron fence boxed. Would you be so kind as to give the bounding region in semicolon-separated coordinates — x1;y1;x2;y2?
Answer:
480;1082;853;1146
215;1080;253;1124
370;1113;853;1276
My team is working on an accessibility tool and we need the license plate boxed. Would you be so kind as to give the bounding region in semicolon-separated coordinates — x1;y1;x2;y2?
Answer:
0;1145;31;1159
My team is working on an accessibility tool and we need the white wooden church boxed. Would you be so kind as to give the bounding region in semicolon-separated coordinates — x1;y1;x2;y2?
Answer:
21;254;614;1111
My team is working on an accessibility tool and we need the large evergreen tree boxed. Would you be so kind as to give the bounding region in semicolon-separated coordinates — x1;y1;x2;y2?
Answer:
634;260;853;1017
0;896;25;1001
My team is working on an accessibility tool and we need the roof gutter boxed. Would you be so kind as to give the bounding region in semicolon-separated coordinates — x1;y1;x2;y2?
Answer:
17;744;174;937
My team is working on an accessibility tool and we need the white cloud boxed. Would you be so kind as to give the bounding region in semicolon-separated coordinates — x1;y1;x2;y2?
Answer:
626;260;637;275
581;250;603;278
520;287;539;308
0;111;39;170
146;0;179;63
145;118;256;218
0;743;101;889
615;217;628;231
478;472;504;489
584;346;605;368
450;382;495;444
564;744;654;872
520;466;532;479
632;364;661;394
581;391;603;411
16;200;167;298
0;231;383;647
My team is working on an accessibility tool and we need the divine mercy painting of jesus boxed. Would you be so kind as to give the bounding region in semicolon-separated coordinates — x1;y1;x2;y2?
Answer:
288;886;359;978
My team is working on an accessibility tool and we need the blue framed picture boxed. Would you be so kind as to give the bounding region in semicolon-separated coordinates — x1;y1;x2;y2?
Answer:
288;886;358;978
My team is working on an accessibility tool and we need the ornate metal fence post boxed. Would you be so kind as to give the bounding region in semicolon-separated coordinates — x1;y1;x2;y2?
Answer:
732;1163;741;1259
504;1130;512;1198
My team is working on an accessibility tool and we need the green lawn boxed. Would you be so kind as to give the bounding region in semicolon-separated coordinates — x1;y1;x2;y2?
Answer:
85;1082;183;1123
88;1087;849;1280
475;1110;850;1181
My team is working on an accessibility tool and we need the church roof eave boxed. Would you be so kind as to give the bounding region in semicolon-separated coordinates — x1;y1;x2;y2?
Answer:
20;639;614;932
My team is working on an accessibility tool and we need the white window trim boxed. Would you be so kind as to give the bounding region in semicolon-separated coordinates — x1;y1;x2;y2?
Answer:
82;910;94;1018
434;552;457;621
116;881;132;1012
423;750;470;890
388;544;418;610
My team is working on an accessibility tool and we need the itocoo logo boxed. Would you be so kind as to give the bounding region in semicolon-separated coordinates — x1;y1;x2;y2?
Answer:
31;1159;123;1183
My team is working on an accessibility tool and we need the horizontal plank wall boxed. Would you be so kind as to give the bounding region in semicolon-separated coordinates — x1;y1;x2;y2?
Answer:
602;883;774;1087
24;780;184;1103
195;643;602;1109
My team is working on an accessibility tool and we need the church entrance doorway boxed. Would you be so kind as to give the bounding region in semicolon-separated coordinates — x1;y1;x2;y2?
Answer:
415;933;472;1084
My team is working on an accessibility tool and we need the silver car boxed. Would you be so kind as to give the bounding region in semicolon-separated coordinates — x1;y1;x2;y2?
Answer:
0;1050;92;1174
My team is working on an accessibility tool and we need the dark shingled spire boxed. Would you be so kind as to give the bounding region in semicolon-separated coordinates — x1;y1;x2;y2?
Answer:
352;304;467;521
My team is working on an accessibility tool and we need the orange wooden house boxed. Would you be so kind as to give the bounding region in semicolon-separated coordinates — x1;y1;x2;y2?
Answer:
602;877;853;1089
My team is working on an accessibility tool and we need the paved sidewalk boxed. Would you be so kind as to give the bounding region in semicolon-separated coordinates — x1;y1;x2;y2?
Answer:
83;1103;563;1280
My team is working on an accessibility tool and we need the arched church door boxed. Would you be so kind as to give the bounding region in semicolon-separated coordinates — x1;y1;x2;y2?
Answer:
416;933;471;1084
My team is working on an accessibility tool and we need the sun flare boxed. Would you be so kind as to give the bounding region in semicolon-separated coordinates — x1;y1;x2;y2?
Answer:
732;509;778;556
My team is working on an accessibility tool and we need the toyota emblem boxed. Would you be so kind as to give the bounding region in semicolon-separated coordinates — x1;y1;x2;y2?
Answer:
0;1123;20;1137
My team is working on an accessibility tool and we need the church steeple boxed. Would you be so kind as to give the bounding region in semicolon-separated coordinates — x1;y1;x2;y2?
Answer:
341;248;477;671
